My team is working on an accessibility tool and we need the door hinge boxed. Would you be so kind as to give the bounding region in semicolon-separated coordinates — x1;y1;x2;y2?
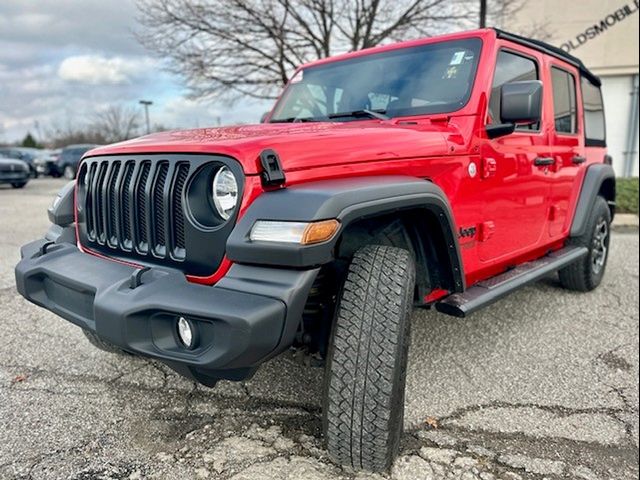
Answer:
482;157;497;178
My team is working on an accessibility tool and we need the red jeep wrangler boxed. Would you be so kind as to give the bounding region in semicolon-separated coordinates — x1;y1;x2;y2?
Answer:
16;28;614;472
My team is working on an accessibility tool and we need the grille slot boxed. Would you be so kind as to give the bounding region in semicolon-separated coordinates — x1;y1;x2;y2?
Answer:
94;162;108;244
171;163;189;258
85;163;97;240
106;161;121;247
120;162;135;250
135;162;151;252
152;162;169;256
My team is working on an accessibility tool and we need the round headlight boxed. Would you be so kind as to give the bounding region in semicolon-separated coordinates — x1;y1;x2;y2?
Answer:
212;166;238;220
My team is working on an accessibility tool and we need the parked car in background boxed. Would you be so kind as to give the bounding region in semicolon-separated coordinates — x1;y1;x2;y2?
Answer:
34;149;61;176
52;144;100;179
0;156;30;188
0;147;41;178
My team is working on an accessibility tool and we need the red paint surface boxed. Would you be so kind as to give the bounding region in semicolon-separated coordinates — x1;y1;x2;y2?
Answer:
78;29;604;290
424;288;450;304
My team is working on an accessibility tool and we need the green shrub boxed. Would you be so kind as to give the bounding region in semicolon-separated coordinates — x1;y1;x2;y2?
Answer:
616;177;639;215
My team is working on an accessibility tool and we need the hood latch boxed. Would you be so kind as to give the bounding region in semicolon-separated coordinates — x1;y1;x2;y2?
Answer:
259;149;286;187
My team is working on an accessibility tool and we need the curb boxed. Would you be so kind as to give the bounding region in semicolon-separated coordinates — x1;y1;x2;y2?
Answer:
612;214;639;232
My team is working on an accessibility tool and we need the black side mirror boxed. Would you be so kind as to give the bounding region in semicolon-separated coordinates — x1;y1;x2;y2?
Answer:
486;80;543;139
501;80;543;124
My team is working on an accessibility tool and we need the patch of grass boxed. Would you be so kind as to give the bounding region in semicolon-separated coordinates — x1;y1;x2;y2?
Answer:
616;177;639;215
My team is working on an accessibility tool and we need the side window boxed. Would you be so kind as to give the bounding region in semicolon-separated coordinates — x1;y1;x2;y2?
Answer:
581;77;606;146
489;50;539;130
551;67;577;134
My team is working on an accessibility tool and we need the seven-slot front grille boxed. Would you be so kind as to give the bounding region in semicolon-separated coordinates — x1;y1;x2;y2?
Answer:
81;158;190;261
77;154;243;277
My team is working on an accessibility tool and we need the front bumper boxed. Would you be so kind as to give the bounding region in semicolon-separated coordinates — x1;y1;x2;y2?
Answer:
15;239;318;385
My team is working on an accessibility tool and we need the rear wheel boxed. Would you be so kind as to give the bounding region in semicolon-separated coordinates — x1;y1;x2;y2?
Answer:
323;245;415;472
559;195;611;291
11;182;27;189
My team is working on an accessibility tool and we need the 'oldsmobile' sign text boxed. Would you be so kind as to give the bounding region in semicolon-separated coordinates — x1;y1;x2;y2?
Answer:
561;0;639;52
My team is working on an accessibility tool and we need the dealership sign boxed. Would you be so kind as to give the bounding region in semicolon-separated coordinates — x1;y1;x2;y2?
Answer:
560;0;639;52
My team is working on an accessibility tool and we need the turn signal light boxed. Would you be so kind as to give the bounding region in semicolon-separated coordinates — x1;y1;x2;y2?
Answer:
301;219;340;245
250;219;340;245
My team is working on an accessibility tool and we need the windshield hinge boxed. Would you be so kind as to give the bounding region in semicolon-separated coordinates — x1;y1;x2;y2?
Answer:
259;149;286;187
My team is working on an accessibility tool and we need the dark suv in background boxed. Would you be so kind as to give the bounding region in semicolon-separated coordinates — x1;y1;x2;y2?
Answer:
0;147;40;178
53;144;100;179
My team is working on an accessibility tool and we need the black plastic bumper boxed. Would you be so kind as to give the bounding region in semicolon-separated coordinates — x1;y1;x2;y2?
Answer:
15;239;319;385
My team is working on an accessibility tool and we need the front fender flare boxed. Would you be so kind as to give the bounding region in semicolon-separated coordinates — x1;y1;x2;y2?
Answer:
227;176;464;291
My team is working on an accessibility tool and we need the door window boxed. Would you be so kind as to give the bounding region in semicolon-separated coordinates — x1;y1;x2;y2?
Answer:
581;77;606;146
551;67;577;134
489;50;539;130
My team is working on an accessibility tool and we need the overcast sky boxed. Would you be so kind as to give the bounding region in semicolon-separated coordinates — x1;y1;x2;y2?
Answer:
0;0;271;143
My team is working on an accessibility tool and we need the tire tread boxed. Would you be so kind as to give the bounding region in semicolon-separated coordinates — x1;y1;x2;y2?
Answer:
323;244;415;471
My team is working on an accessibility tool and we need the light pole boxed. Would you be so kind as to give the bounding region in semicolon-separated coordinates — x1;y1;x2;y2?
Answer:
139;100;153;134
479;0;487;28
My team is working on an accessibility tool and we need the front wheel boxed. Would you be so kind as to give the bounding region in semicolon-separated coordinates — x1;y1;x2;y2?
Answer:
323;245;415;472
559;195;611;291
11;182;27;189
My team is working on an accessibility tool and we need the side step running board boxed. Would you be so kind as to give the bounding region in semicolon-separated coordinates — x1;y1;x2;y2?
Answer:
435;246;588;318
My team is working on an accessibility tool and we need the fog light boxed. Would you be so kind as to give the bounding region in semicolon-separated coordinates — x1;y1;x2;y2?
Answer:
177;316;195;349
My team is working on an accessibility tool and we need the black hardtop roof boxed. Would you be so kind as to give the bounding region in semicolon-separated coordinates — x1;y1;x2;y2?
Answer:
493;28;601;87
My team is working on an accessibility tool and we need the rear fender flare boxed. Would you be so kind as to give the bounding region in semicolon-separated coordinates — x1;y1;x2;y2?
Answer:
571;164;616;237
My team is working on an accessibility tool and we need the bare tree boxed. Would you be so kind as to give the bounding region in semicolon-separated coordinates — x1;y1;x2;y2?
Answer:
137;0;479;101
484;0;551;40
43;120;107;148
92;105;142;143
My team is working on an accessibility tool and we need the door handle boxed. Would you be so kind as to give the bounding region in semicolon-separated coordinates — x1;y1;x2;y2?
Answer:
534;157;555;166
571;155;587;164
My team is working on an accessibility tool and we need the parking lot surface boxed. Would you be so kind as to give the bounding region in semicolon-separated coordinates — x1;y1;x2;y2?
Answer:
1;178;638;480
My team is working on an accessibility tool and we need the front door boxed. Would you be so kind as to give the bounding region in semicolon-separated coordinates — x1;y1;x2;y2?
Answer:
479;47;552;263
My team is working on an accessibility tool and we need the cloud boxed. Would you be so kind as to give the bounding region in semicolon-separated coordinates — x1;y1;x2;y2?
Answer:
0;0;269;143
58;55;155;84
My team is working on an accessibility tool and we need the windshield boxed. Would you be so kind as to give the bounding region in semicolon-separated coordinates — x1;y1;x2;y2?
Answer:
270;38;482;123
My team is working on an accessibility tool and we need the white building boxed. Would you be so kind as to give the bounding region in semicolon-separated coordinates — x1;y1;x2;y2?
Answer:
510;0;639;176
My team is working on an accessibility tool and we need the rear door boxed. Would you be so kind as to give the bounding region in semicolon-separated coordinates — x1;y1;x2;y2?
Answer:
547;63;584;238
479;46;552;262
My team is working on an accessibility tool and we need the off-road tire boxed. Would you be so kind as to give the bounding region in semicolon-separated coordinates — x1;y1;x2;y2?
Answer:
323;245;415;472
82;330;129;355
559;195;611;292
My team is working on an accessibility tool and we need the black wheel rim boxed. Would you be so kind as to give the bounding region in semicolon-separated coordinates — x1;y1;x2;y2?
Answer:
591;219;608;275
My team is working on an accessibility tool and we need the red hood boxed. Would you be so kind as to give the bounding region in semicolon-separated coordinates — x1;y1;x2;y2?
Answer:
87;120;465;175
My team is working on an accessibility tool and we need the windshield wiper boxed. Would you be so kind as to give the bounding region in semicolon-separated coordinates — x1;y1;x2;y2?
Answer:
328;109;389;121
270;116;319;123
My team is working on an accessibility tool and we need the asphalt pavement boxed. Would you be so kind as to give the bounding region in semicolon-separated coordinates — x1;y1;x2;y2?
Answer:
0;178;638;480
